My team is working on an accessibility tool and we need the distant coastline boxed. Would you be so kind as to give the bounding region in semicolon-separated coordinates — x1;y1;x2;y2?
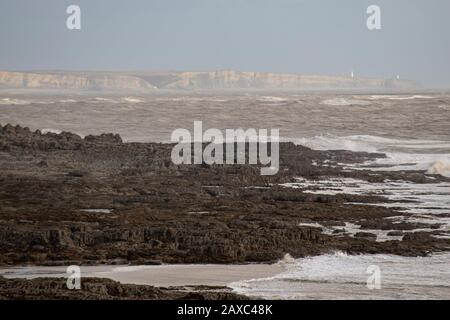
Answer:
0;70;419;92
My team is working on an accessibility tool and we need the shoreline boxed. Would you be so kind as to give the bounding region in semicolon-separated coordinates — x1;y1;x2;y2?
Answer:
0;263;285;287
2;252;450;300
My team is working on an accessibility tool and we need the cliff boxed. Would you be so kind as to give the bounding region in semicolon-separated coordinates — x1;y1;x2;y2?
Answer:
162;70;417;90
0;71;156;91
0;70;418;91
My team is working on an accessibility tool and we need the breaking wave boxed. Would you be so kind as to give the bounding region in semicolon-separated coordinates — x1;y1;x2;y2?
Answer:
258;96;289;103
41;128;62;134
0;98;32;105
229;252;450;299
122;97;143;103
368;95;434;100
427;160;450;178
296;134;450;177
321;98;371;106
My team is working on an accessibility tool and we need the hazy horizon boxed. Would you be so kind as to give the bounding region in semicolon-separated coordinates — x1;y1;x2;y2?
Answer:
1;0;450;88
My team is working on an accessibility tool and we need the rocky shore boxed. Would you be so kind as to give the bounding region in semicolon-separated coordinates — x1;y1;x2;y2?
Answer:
0;123;449;299
0;276;246;300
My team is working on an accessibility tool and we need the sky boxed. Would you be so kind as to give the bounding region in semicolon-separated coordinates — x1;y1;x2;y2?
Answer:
1;0;450;87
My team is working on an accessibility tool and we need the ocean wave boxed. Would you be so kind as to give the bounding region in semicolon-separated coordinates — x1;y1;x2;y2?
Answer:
283;176;450;218
321;98;371;106
122;97;143;103
368;95;433;100
427;160;450;177
229;252;450;299
90;97;145;104
59;99;78;103
296;134;450;175
41;128;62;134
365;152;450;175
92;97;120;103
0;98;58;105
296;134;379;152
258;96;289;103
0;98;32;105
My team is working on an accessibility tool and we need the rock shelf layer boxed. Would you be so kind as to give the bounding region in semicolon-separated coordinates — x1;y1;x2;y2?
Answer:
0;123;448;267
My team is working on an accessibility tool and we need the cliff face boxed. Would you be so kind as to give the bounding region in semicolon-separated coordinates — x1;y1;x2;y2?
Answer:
164;70;416;90
0;70;418;91
0;71;155;91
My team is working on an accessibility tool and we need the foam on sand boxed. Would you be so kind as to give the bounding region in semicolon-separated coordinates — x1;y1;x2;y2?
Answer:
229;252;450;299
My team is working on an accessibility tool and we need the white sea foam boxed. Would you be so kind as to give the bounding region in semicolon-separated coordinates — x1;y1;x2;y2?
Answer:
229;252;450;299
41;128;62;134
122;97;143;103
91;97;121;104
0;98;31;105
296;134;450;178
291;134;450;236
284;177;450;212
427;160;450;177
368;95;433;101
296;134;378;152
258;96;289;103
80;209;112;214
283;176;450;239
321;98;371;106
298;220;404;242
58;99;78;104
297;134;450;153
0;98;58;105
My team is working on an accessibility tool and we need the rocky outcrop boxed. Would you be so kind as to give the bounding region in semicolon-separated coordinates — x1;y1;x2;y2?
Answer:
0;124;448;267
0;276;246;300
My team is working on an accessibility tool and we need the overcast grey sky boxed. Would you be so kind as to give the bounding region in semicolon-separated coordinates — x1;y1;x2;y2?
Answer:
1;0;449;87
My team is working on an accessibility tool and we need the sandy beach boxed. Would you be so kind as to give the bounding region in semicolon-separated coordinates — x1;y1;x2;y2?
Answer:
0;263;285;287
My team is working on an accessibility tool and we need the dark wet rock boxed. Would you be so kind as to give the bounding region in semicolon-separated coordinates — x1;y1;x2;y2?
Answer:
387;231;404;237
402;232;433;242
322;221;346;227
359;219;442;231
67;170;89;177
354;232;377;240
85;133;123;144
0;276;246;300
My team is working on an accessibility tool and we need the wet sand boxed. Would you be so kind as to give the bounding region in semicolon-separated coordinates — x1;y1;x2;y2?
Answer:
0;263;285;287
